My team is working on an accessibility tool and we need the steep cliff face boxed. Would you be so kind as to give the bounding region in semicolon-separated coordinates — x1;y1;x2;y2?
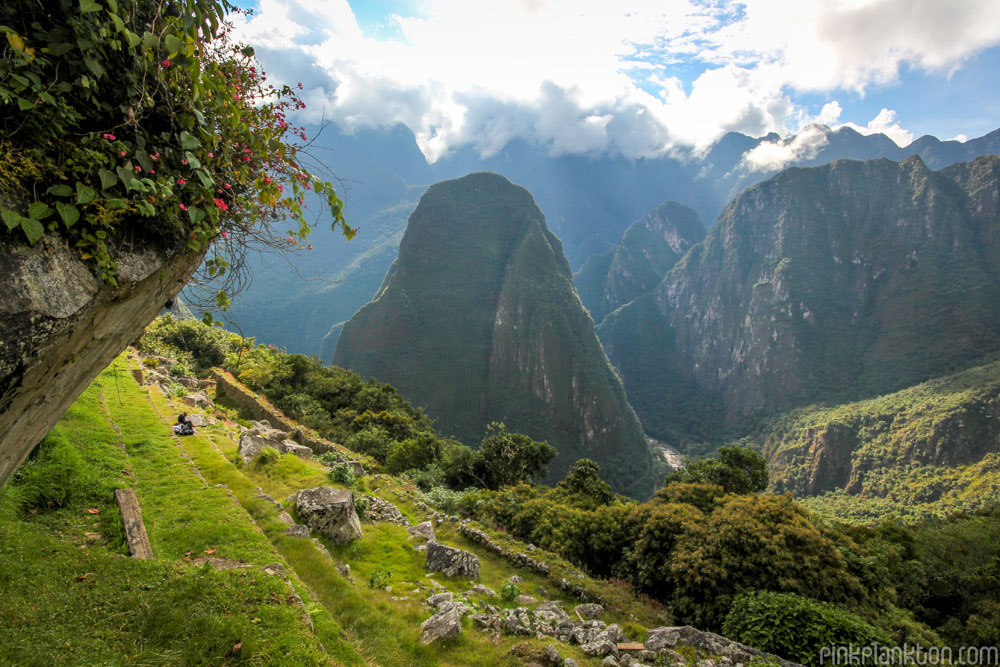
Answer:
575;201;705;325
600;155;1000;445
333;173;653;495
751;360;1000;521
0;229;204;487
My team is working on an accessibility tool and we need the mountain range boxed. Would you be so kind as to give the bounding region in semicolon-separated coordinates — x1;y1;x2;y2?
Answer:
213;124;1000;361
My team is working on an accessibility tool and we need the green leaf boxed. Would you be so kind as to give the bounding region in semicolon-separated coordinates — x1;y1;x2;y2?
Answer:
45;42;74;57
183;151;201;169
196;169;214;188
75;182;96;205
164;34;181;55
55;202;80;228
124;30;140;49
27;201;53;220
79;0;102;13
83;55;105;79
17;98;34;110
98;169;117;190
136;152;154;174
20;217;43;244
1;208;25;231
179;130;201;150
109;12;125;32
187;205;205;225
105;0;118;12
107;198;126;208
38;91;56;105
46;184;74;197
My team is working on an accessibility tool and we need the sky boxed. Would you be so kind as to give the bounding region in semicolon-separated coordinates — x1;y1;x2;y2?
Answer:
229;0;1000;163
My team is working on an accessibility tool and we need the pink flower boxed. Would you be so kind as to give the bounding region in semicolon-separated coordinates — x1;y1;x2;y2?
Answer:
103;133;116;140
208;152;214;158
149;169;155;174
161;59;170;68
220;231;229;238
177;178;186;185
134;165;142;171
287;235;295;243
224;183;231;189
212;198;228;211
178;203;187;211
120;151;126;157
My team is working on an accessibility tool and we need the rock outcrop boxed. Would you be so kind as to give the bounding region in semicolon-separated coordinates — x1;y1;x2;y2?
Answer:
334;172;654;496
0;229;204;487
291;486;362;545
426;542;480;579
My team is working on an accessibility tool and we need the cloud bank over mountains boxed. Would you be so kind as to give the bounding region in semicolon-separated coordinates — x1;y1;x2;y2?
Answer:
233;0;1000;162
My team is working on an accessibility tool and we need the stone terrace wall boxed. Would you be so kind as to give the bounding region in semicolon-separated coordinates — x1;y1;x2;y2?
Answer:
210;368;337;456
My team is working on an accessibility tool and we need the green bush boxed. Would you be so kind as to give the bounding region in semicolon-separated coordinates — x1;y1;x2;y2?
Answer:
168;363;190;377
500;580;521;604
255;446;281;467
722;591;891;665
328;463;356;487
353;494;370;519
367;569;391;590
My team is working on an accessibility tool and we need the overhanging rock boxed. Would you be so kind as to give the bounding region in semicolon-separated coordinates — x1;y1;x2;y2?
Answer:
0;228;205;487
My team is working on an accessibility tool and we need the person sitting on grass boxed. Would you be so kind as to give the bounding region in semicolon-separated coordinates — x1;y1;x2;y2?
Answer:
173;412;195;436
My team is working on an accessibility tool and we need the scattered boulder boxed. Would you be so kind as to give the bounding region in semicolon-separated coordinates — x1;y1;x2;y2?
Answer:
347;461;366;476
574;603;604;620
175;376;200;388
238;431;281;463
284;524;311;538
292;486;362;545
361;495;408;525
408;521;436;543
420;607;462;644
518;594;538;605
426;542;480;579
182;390;213;410
282;440;314;459
467;584;496;597
187;413;212;427
277;511;294;525
427;591;454;607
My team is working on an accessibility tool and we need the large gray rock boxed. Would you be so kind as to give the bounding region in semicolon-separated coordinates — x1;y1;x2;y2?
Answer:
0;221;205;487
426;542;480;579
408;521;436;542
420;607;462;644
282;440;313;459
238;431;283;463
292;486;362;545
182;390;213;410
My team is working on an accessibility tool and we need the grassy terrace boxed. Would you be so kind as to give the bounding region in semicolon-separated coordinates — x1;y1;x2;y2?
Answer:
1;351;671;664
0;364;332;665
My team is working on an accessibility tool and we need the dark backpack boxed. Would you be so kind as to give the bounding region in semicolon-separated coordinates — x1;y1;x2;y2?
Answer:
178;423;195;436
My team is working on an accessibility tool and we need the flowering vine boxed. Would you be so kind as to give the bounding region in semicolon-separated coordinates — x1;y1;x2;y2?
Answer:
0;0;353;296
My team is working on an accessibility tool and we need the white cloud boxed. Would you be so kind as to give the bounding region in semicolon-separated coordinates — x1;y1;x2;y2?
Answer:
838;108;914;147
230;0;1000;160
739;124;831;173
948;134;969;143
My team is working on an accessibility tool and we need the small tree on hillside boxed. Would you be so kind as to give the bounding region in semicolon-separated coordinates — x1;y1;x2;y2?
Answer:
473;422;556;490
664;445;768;495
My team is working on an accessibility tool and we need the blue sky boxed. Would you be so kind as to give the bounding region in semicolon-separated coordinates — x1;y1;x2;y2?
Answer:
230;0;1000;161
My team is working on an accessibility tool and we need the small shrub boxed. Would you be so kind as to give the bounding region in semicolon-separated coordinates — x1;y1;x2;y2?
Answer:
236;418;253;429
168;364;189;378
354;495;370;519
500;580;521;604
367;569;391;590
255;447;281;468
328;463;356;487
316;451;343;466
422;486;470;515
168;383;188;397
722;591;891;665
